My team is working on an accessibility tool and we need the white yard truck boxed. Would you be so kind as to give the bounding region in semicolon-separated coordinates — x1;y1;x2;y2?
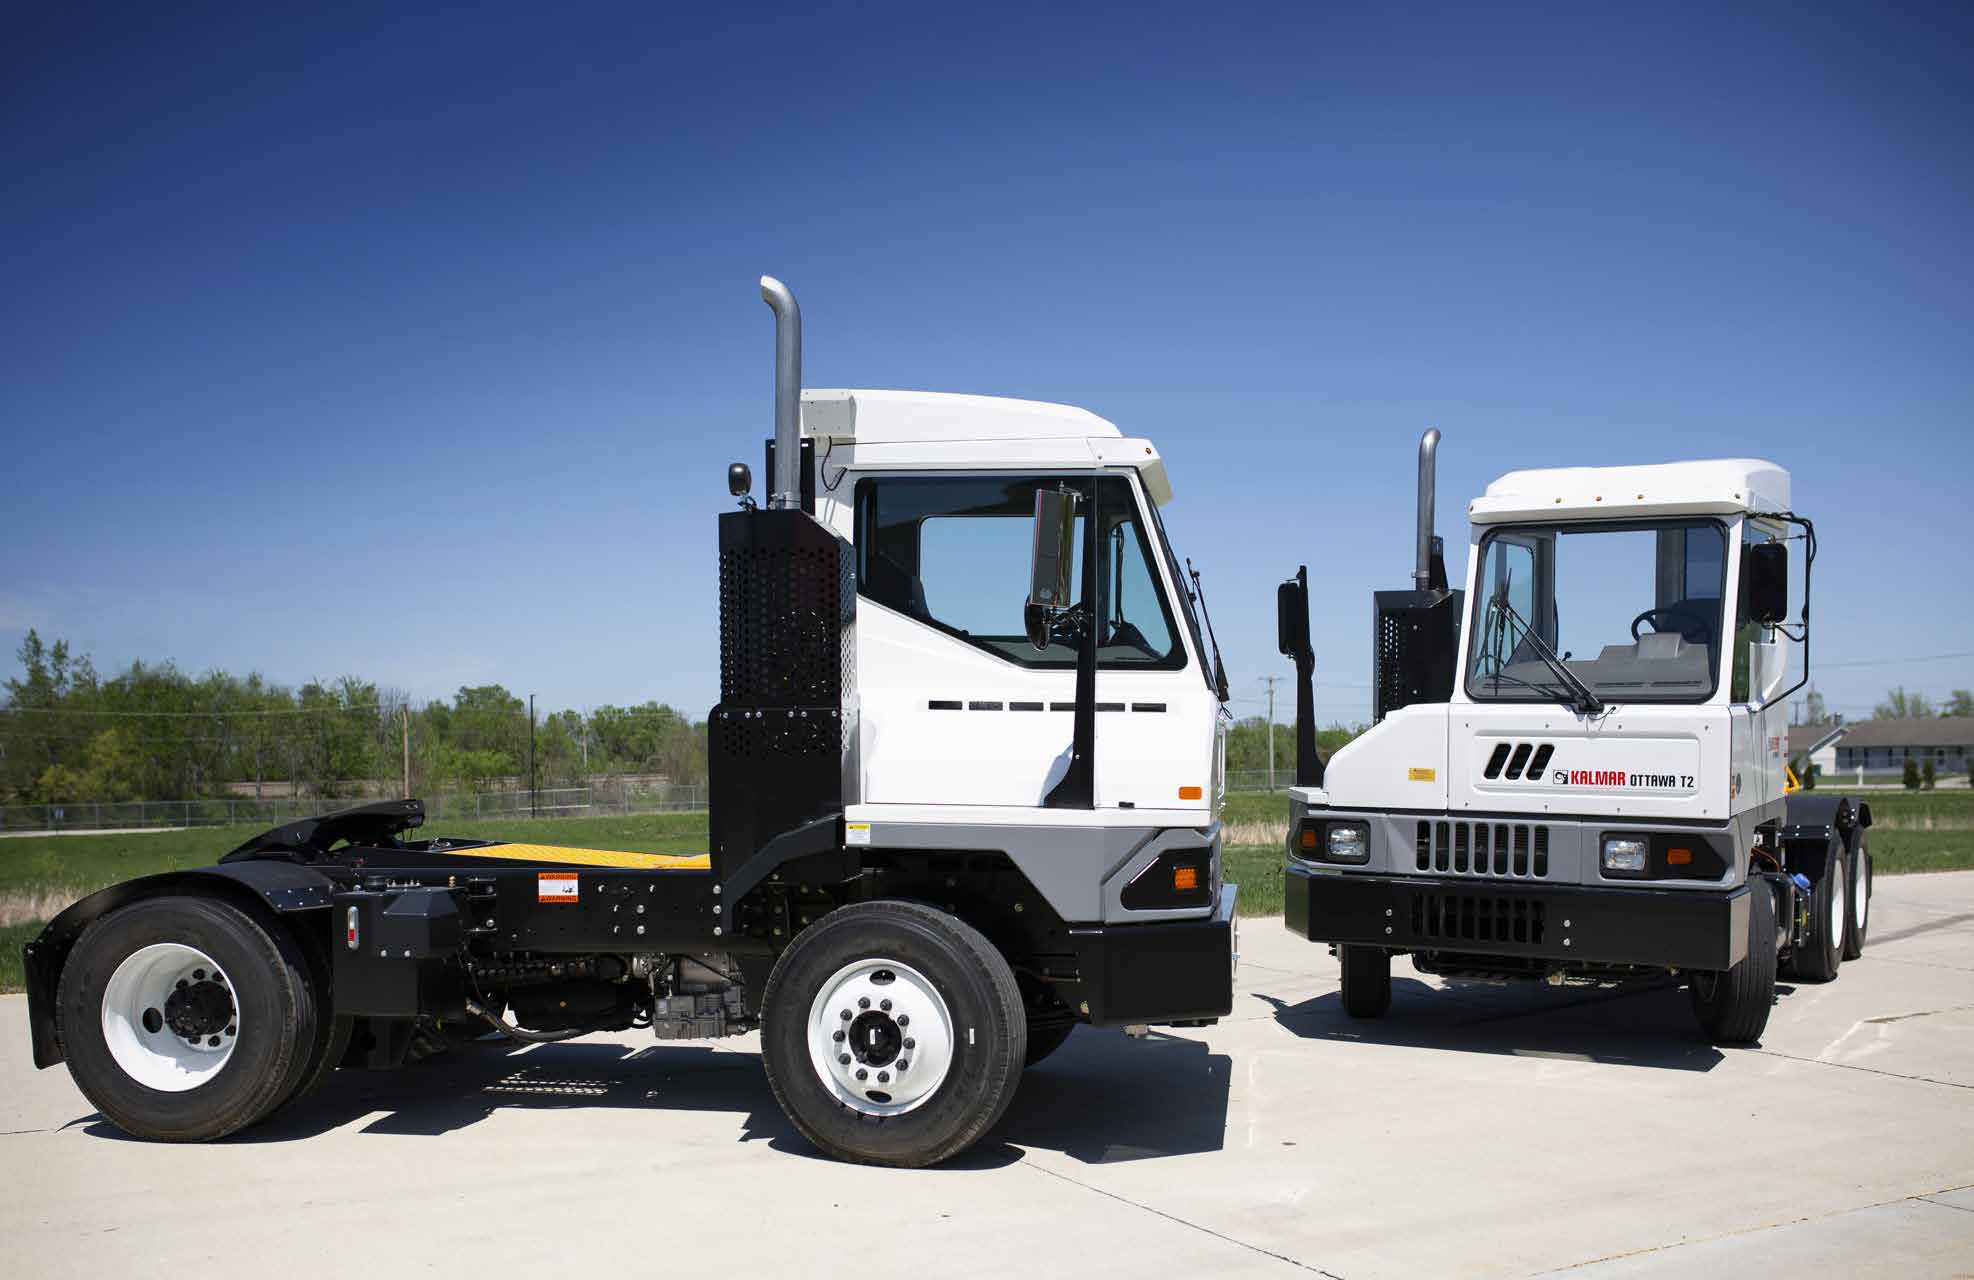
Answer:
1277;432;1869;1042
22;278;1237;1167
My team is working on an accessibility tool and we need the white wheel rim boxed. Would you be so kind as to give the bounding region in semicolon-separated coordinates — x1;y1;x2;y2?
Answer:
101;943;240;1092
1854;856;1869;932
1828;868;1845;949
805;958;955;1117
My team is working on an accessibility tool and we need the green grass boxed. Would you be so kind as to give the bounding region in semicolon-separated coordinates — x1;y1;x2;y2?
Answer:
0;921;40;997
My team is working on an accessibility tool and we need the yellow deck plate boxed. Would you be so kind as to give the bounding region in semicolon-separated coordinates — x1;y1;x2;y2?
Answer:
436;842;710;870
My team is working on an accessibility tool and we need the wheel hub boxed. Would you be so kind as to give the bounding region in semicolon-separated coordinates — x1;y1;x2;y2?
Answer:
163;978;234;1041
805;958;954;1117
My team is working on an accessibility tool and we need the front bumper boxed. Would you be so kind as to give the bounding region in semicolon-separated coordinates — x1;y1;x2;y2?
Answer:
1285;866;1749;971
1067;883;1238;1025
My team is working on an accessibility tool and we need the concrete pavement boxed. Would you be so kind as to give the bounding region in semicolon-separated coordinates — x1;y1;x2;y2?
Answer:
4;873;1971;1279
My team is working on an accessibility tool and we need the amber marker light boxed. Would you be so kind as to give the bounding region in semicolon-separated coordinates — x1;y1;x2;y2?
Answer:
1173;866;1199;892
1667;847;1693;867
1178;785;1203;800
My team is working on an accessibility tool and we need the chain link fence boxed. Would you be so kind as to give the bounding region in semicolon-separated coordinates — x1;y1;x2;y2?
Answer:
0;782;709;835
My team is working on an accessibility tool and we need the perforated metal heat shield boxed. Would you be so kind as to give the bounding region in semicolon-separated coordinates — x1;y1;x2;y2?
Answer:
709;508;854;890
1372;589;1463;723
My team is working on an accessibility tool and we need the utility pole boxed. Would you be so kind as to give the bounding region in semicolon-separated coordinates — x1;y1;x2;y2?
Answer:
400;705;411;799
528;693;538;819
1261;675;1282;791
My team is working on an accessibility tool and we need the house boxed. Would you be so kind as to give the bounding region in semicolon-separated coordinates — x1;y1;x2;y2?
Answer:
1787;722;1846;776
1832;717;1974;774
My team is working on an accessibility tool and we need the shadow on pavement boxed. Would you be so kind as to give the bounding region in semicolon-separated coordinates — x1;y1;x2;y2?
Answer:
79;1026;1231;1166
1260;975;1738;1072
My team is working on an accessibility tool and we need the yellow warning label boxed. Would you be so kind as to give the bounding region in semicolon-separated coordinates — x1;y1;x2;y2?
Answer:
1408;767;1437;782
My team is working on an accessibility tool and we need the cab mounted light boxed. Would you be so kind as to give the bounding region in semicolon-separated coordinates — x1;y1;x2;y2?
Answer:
1602;836;1649;876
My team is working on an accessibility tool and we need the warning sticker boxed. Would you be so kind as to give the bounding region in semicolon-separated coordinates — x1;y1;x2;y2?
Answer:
845;823;872;847
1407;767;1436;782
538;872;579;903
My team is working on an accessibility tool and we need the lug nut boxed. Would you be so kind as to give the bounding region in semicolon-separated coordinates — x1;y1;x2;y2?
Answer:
903;1037;915;1050
207;1036;220;1047
877;1071;890;1084
897;1015;909;1027
838;1053;851;1065
176;979;188;990
832;1029;845;1042
858;997;870;1009
897;1058;909;1071
855;1068;868;1081
193;970;205;981
840;1009;851;1020
879;999;892;1012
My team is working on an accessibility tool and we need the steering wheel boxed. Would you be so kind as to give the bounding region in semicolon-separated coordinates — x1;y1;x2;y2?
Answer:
1630;603;1712;644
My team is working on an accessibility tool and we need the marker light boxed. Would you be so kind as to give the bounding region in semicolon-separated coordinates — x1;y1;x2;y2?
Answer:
1326;823;1369;864
1173;866;1199;892
1602;837;1649;876
1178;785;1204;800
345;905;360;950
1667;847;1693;867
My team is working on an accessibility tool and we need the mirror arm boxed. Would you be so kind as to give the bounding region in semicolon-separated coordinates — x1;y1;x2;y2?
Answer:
1044;479;1100;809
1762;511;1816;709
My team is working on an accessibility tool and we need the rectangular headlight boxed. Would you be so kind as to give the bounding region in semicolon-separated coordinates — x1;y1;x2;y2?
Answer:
1326;822;1369;864
1602;836;1648;876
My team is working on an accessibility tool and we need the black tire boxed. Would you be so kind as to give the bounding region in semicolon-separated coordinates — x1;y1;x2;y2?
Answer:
1023;1016;1076;1067
1338;945;1392;1019
760;900;1025;1168
1689;876;1778;1044
57;894;317;1141
1842;835;1871;961
1784;840;1844;983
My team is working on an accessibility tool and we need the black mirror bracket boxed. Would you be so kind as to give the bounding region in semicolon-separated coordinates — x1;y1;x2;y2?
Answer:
1761;511;1817;708
1277;565;1323;788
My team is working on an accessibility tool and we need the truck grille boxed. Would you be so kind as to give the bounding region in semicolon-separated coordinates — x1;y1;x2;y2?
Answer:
1414;820;1550;878
1411;889;1547;945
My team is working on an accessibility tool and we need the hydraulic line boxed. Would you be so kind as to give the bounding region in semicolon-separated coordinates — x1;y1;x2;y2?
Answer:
463;999;622;1045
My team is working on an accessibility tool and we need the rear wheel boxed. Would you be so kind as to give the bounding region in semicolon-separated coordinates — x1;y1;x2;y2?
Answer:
1689;877;1777;1044
1842;835;1871;961
57;895;316;1141
1785;840;1844;983
760;900;1025;1167
1338;945;1392;1019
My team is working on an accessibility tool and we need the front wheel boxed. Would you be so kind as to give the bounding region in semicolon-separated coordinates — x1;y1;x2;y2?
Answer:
1842;836;1871;961
759;900;1026;1167
57;894;318;1141
1338;945;1392;1019
1689;877;1777;1044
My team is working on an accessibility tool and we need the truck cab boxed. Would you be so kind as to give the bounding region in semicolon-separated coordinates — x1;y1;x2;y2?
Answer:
1279;437;1872;1043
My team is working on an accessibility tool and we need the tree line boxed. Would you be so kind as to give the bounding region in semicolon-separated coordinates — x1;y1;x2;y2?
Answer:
0;632;707;805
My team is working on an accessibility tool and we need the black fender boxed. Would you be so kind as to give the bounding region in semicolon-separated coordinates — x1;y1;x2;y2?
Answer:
1780;793;1867;843
22;860;336;1070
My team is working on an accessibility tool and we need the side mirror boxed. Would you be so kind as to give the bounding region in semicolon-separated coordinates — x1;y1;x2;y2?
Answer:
1277;571;1312;660
1745;541;1788;626
1027;487;1078;611
727;462;752;498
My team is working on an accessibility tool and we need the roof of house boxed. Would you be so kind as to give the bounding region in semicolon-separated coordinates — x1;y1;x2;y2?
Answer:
1788;723;1847;757
1833;717;1974;749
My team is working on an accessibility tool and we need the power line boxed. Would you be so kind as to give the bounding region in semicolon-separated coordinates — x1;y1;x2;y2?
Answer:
1815;650;1974;670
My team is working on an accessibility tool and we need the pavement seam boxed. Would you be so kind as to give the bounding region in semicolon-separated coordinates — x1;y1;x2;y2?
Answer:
1535;1183;1974;1274
1023;1161;1344;1277
1746;1045;1973;1091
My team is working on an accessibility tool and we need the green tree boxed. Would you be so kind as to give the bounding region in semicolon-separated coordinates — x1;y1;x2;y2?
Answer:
32;727;144;802
1923;760;1937;789
1944;689;1974;718
1903;758;1922;790
1877;687;1936;720
1792;756;1816;790
1805;689;1827;723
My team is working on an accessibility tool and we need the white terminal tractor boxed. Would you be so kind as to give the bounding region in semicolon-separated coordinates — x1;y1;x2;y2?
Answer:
1277;431;1871;1042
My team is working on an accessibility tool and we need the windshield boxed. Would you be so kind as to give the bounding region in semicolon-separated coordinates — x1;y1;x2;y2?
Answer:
1467;519;1728;705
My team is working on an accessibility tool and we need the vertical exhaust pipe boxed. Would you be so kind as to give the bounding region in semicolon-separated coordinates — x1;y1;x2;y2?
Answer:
759;276;802;510
1413;427;1440;590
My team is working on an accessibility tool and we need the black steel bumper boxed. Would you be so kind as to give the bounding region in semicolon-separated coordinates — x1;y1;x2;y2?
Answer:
1285;865;1749;971
1067;884;1238;1025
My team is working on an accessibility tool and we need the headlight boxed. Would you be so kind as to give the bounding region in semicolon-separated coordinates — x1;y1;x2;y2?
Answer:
1326;823;1369;864
1601;836;1648;876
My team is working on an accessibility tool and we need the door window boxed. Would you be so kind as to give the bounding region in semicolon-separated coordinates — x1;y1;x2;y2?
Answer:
853;474;1184;670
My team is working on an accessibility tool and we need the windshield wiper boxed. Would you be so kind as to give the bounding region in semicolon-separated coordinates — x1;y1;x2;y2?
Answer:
1185;558;1231;702
1482;590;1605;716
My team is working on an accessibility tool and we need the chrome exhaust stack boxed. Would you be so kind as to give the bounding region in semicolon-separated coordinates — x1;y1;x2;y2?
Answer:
1413;427;1441;591
759;275;803;510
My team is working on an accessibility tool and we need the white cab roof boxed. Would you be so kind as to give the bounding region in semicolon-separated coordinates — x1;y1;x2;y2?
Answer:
799;389;1172;504
1469;458;1790;525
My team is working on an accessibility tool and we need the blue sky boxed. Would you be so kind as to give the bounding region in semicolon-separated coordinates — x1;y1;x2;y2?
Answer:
3;2;1970;725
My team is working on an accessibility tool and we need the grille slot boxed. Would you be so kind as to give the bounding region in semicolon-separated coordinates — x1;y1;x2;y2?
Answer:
1414;820;1551;879
1504;743;1533;780
1483;743;1511;779
1478;740;1556;783
1527;743;1555;778
1411;890;1547;944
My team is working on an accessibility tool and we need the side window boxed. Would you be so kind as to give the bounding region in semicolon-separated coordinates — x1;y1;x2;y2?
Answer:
854;474;1184;670
1731;520;1781;702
